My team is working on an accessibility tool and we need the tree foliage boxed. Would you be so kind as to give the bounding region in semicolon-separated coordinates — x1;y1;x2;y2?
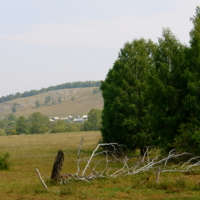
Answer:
16;116;28;135
84;108;102;131
101;6;200;155
101;39;156;154
28;112;50;134
35;100;41;108
44;96;51;104
1;114;17;135
11;103;17;113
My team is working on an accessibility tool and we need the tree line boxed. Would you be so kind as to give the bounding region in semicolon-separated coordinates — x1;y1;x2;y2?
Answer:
100;7;200;155
0;108;102;136
0;80;101;103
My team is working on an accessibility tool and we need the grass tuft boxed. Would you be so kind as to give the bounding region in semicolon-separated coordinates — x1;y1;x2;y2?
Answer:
0;152;10;170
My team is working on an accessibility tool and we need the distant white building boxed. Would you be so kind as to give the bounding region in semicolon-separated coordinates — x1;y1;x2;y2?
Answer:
53;117;59;121
60;117;68;121
73;118;84;123
82;115;88;120
68;116;73;121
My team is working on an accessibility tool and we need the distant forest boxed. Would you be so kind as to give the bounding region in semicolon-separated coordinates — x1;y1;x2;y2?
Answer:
0;80;101;103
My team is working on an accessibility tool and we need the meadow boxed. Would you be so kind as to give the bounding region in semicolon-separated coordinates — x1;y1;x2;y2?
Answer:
0;131;200;200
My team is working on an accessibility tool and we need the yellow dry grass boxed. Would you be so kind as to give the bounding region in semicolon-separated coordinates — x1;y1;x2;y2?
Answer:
0;132;200;200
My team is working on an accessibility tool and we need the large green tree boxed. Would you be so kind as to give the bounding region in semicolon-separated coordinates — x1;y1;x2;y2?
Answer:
101;7;200;154
101;39;156;154
172;6;200;154
146;28;187;149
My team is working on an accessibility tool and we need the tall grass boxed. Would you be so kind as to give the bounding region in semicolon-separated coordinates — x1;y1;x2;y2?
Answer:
0;152;10;170
0;132;200;200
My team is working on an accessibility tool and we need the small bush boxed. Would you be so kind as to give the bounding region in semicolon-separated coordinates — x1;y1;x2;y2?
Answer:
0;129;6;136
0;152;10;170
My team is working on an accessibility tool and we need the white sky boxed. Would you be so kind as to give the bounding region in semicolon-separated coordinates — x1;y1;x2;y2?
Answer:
0;0;199;97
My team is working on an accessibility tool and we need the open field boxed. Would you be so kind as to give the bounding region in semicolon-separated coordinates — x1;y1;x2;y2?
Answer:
0;132;200;200
0;87;103;118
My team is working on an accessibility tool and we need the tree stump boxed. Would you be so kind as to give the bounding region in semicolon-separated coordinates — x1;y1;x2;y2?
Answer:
51;149;65;181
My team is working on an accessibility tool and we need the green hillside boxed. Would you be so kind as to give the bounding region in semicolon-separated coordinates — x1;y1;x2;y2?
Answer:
0;87;103;118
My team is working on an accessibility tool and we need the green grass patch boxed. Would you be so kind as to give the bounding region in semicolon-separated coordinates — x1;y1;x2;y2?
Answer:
0;132;200;199
0;152;10;170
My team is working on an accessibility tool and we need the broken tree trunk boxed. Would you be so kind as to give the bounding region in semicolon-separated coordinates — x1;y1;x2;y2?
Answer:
51;149;65;181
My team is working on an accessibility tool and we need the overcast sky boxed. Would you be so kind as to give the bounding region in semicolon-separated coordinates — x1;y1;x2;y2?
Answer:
0;1;199;97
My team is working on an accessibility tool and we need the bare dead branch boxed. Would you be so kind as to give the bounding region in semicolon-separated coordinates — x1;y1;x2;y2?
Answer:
35;168;48;191
76;138;84;175
53;141;200;184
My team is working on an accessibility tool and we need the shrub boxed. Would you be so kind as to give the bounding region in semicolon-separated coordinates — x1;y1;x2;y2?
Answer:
173;121;200;155
9;129;17;135
0;129;6;136
0;152;10;170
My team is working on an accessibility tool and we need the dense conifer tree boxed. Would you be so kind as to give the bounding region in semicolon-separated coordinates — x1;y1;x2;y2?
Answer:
101;7;200;154
101;39;156;154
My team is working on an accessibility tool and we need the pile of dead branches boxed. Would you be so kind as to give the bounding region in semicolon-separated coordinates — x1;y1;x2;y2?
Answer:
50;139;200;184
36;139;200;190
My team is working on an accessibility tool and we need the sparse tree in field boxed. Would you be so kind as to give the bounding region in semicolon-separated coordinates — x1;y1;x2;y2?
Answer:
58;97;62;104
28;112;50;134
16;116;28;135
44;95;51;104
84;108;102;131
11;103;17;113
35;100;41;108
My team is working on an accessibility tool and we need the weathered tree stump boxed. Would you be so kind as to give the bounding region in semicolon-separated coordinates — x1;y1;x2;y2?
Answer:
51;149;65;181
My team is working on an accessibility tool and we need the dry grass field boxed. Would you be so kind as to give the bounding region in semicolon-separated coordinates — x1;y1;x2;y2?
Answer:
0;132;200;200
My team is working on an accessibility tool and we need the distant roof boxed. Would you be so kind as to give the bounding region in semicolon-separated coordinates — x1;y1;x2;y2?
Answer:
60;117;68;120
73;118;84;122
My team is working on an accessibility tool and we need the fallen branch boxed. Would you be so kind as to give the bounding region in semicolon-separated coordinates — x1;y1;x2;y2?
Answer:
50;140;200;184
35;168;48;191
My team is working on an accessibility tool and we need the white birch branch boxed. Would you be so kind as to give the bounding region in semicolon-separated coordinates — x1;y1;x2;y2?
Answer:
59;142;200;183
35;168;48;191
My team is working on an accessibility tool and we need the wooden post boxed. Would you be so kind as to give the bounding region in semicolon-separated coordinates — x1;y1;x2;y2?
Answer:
51;149;65;181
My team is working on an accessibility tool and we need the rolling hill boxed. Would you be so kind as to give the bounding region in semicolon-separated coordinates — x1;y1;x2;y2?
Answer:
0;87;103;118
